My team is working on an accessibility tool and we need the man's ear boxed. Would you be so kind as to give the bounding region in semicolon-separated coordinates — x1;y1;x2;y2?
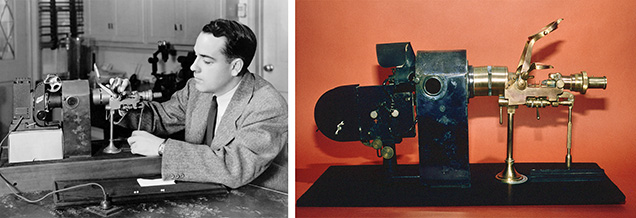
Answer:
230;58;244;77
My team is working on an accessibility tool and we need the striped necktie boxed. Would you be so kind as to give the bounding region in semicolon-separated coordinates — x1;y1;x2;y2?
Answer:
205;96;218;145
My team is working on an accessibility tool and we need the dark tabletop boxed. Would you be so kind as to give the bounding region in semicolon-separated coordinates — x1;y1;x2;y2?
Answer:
0;184;287;217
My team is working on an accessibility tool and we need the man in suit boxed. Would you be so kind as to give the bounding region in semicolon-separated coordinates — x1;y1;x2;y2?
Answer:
112;19;288;191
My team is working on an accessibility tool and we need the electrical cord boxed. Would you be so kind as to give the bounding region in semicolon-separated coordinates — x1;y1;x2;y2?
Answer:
0;164;108;204
0;164;110;209
0;116;109;206
1;174;107;203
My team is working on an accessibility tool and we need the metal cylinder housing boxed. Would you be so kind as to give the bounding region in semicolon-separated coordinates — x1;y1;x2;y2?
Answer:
469;66;509;97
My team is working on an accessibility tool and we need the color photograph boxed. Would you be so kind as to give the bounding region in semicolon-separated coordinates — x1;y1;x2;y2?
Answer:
296;0;636;216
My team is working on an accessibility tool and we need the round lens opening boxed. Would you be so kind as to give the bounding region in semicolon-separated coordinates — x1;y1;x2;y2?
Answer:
425;77;442;95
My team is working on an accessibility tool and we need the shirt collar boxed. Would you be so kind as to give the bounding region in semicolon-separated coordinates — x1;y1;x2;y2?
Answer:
215;80;241;102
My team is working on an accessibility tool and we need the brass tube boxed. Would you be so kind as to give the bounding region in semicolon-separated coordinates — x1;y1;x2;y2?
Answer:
496;106;528;184
506;108;515;161
109;110;114;146
563;72;607;94
103;109;122;154
91;88;110;106
588;77;607;89
566;106;573;169
469;66;509;97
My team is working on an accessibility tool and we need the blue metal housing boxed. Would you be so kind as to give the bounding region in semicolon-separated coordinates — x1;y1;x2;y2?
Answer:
416;50;471;188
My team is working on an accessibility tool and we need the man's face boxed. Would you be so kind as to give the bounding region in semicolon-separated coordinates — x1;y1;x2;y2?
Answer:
190;32;242;94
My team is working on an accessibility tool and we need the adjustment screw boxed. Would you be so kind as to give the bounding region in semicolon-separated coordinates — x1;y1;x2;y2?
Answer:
391;109;399;117
370;110;378;119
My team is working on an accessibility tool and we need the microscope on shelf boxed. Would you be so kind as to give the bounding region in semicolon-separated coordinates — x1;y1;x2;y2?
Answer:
314;19;607;187
146;41;194;103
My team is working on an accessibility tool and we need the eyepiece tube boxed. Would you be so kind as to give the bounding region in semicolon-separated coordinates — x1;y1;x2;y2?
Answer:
137;90;162;101
588;77;607;89
562;71;607;94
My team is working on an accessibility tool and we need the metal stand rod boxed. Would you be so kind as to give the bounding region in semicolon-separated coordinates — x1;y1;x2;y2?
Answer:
496;106;528;184
103;110;121;154
110;110;113;143
566;105;573;169
383;144;397;178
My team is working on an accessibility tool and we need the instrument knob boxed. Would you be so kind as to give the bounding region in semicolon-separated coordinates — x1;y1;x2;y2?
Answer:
36;110;48;121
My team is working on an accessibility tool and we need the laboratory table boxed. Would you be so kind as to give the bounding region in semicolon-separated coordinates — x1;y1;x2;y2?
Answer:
0;184;287;217
0;141;287;217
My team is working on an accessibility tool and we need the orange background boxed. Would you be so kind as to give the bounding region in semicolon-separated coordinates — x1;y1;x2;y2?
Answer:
296;0;636;216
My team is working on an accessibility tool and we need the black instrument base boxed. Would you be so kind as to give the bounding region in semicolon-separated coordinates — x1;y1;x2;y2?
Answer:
296;163;625;207
53;175;228;208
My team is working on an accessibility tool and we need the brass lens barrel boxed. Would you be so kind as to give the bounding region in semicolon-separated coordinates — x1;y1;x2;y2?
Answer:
92;89;162;106
469;66;509;97
137;90;162;101
92;88;110;105
562;71;607;94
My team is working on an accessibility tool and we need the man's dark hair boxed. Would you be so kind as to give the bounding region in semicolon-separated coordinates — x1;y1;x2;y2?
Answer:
202;19;257;74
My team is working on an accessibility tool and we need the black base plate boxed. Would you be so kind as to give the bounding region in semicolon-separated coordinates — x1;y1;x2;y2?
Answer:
53;175;228;208
296;163;625;207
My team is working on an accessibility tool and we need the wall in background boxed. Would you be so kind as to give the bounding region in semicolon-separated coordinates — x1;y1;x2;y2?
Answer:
0;0;38;148
94;47;186;82
41;46;186;82
39;0;288;101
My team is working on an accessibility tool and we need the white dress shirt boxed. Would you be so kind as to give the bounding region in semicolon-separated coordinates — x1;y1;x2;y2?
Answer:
213;81;241;135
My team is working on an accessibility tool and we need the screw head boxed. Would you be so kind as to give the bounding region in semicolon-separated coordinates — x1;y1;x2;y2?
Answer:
391;109;399;117
370;110;378;119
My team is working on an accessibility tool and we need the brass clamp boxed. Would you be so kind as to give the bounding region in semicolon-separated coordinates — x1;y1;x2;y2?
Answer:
511;18;563;89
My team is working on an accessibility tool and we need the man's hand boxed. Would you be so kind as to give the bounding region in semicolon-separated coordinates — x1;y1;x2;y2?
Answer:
128;130;164;157
108;77;130;94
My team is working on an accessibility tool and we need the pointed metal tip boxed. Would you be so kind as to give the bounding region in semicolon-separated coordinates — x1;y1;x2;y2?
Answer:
93;63;101;78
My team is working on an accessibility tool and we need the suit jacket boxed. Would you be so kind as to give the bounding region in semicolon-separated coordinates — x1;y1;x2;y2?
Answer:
119;73;288;191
